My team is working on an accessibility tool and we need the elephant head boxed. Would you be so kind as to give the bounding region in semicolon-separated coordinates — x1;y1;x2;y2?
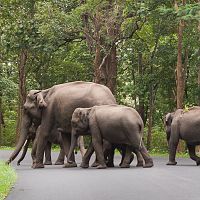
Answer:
164;112;174;142
6;89;49;164
23;90;48;119
71;108;92;135
67;108;91;164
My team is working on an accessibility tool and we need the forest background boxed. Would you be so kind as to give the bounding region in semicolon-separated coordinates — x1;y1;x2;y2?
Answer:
0;0;200;154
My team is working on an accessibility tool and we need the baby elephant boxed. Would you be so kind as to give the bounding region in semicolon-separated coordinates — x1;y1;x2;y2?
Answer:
68;105;153;169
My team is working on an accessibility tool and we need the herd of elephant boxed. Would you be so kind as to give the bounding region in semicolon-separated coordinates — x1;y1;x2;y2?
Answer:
5;81;200;169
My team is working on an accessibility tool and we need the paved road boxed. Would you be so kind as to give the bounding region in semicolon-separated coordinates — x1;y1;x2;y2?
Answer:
1;150;200;200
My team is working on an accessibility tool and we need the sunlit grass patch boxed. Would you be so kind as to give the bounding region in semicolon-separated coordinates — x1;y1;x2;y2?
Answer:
0;161;17;200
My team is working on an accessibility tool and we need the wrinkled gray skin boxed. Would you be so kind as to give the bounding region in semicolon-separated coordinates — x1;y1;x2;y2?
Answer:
68;105;153;169
7;81;116;168
164;106;200;166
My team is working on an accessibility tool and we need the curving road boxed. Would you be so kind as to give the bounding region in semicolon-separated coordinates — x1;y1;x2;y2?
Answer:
1;150;200;200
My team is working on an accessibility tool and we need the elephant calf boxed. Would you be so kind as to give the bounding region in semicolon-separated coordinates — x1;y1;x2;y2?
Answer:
165;106;200;166
68;105;153;169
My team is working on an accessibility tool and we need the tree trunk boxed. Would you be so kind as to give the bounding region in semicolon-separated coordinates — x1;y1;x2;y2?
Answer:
175;0;186;152
147;86;154;150
176;0;186;109
196;0;200;154
95;46;117;94
15;49;28;142
198;18;200;105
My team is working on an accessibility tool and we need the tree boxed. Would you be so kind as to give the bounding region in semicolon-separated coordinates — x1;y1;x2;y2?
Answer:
175;0;186;109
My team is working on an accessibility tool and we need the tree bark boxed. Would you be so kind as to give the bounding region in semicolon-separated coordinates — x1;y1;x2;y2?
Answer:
147;86;154;150
197;16;200;105
175;0;186;152
15;49;28;142
176;0;186;109
136;52;146;123
95;46;117;94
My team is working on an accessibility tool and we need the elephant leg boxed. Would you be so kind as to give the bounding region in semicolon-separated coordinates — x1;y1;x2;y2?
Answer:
17;138;31;166
33;126;49;168
55;147;65;165
139;141;154;168
90;120;106;169
78;136;86;157
31;138;37;167
106;147;115;167
63;133;77;168
80;140;94;168
44;142;52;165
167;139;179;165
187;144;200;166
120;146;132;168
91;140;113;168
133;149;144;167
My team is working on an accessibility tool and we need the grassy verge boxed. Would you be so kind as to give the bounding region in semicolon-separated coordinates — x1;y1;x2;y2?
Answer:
0;147;14;150
0;161;17;200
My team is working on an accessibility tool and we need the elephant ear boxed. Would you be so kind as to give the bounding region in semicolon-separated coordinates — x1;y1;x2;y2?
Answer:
36;89;49;108
165;112;174;126
27;90;41;100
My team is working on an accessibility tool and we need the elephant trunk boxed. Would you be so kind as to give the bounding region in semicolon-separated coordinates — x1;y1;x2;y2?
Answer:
6;112;31;164
67;131;79;164
17;138;31;165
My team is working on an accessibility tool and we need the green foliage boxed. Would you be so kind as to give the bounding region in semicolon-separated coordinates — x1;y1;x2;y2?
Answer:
0;161;17;200
144;126;168;153
0;0;199;153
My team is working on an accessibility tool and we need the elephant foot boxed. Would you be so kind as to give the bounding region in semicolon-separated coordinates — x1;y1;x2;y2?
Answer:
32;163;45;169
143;162;154;168
44;161;52;165
96;164;107;169
107;162;114;167
91;161;99;168
64;162;77;168
136;162;144;167
166;161;177;166
120;163;130;168
196;160;200;166
80;162;89;168
143;159;154;168
55;160;64;165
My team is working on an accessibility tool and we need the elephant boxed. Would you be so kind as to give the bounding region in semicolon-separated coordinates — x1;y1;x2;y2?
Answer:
17;123;66;166
7;81;116;168
164;106;200;166
68;105;154;169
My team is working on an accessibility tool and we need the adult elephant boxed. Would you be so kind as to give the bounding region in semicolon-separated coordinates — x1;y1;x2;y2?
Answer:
7;81;116;168
68;105;153;169
164;106;200;166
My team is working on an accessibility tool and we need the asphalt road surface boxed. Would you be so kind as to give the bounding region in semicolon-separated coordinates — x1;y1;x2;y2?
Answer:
1;150;200;200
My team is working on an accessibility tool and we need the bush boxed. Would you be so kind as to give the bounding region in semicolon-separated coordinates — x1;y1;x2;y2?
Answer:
143;125;168;154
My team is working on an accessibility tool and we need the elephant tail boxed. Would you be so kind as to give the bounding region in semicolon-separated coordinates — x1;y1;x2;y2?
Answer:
138;123;144;150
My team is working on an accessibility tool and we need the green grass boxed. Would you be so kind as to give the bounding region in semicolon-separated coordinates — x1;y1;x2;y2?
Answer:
0;147;15;150
150;151;189;158
0;161;17;200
